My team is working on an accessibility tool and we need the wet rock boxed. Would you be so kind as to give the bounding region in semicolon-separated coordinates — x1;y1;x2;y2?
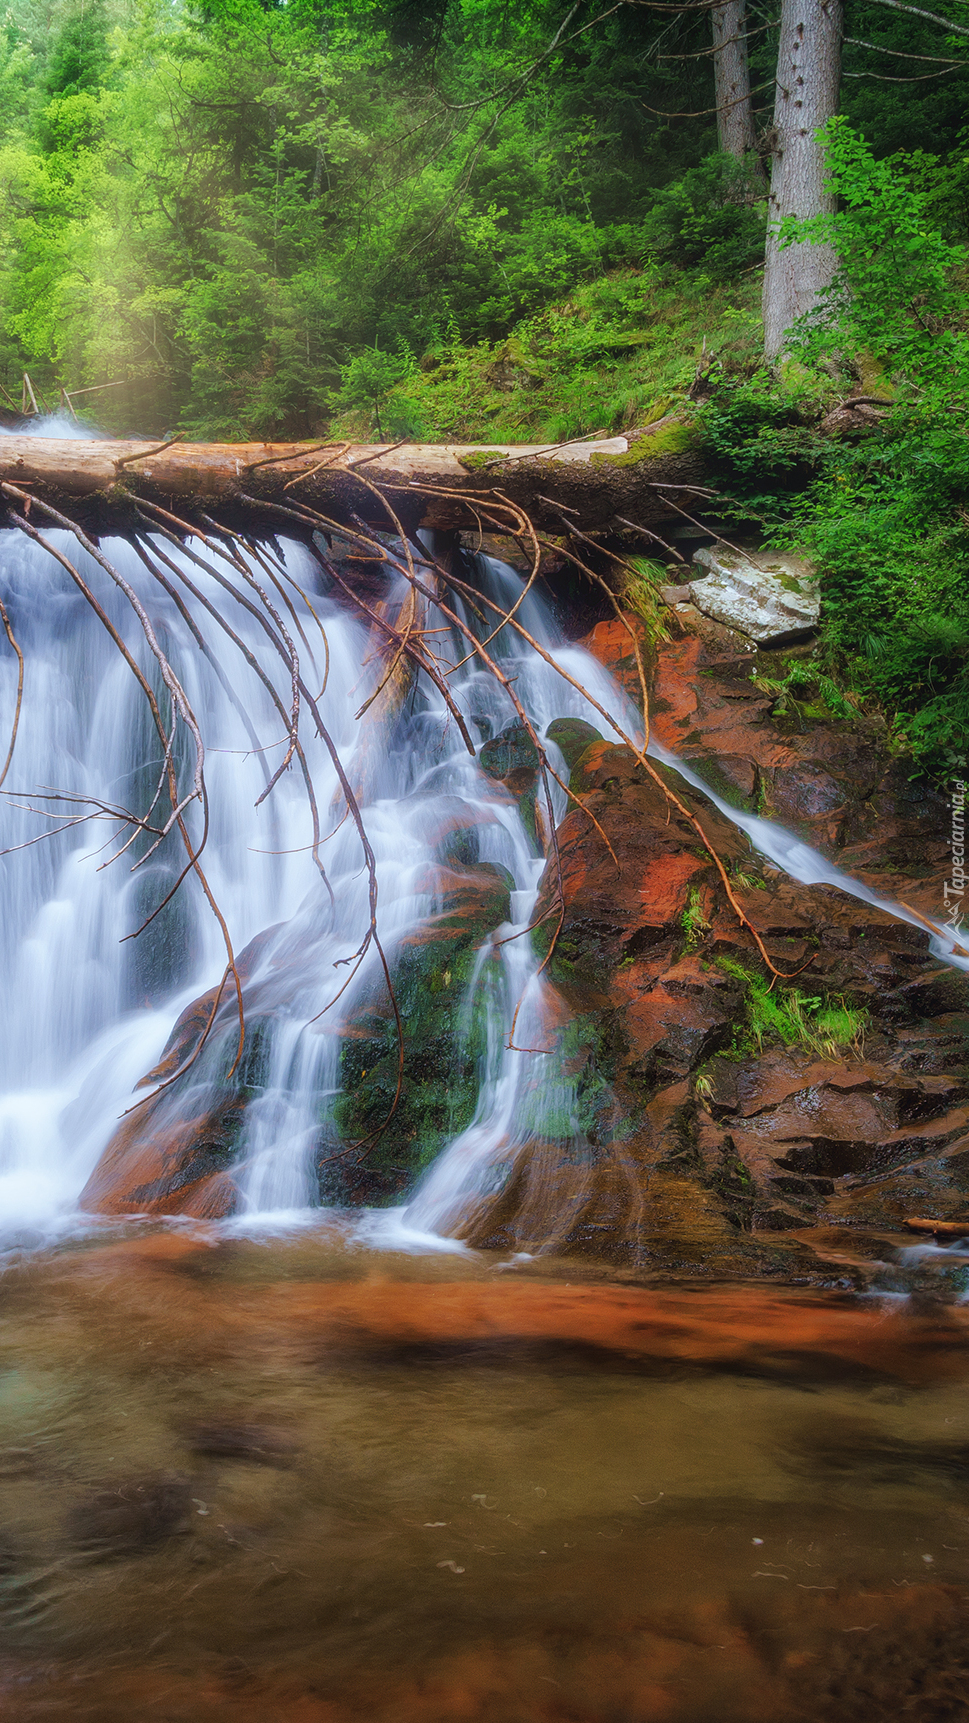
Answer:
626;622;951;907
458;530;566;578
478;722;539;782
80;1099;245;1219
135;924;283;1091
331;860;516;1205
82;843;519;1219
183;1422;297;1464
689;544;819;645
478;722;544;849
65;1476;191;1559
545;717;603;772
406;795;502;869
449;696;969;1276
578;613;654;703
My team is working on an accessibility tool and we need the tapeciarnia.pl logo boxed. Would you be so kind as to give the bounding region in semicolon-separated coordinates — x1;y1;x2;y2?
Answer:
944;773;966;939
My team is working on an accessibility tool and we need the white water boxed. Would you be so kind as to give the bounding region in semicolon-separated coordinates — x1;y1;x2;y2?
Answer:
0;434;636;1244
0;419;963;1249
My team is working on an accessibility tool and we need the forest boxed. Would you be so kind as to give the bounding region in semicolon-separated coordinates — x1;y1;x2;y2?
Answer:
0;0;968;770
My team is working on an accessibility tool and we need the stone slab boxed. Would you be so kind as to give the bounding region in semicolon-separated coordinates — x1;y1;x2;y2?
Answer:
689;544;819;645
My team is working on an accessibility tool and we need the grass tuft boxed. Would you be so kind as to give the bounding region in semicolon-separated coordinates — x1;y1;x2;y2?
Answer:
716;957;868;1057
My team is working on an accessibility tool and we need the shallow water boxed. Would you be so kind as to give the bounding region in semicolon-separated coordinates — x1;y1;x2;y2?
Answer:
2;1229;969;1722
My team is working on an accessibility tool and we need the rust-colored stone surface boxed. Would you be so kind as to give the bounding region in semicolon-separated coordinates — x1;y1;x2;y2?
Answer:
583;610;951;922
452;709;969;1271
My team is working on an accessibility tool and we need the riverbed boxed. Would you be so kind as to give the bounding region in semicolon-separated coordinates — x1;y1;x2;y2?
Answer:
2;1225;968;1721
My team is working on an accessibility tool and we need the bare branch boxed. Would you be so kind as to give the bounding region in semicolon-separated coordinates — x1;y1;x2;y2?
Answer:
0;596;24;791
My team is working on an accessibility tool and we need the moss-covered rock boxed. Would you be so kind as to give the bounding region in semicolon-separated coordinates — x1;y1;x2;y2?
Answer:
545;717;603;773
478;723;542;851
479;723;540;781
329;861;514;1204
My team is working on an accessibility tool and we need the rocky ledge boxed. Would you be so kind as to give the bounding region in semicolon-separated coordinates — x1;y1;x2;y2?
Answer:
471;610;964;1292
81;604;968;1293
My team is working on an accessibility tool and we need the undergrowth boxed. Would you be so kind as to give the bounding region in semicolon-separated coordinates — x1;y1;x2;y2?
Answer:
328;268;764;445
749;660;860;722
716;957;868;1058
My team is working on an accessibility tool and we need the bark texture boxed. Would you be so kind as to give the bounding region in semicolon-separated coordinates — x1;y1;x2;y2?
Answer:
712;0;759;159
0;423;705;537
762;0;843;360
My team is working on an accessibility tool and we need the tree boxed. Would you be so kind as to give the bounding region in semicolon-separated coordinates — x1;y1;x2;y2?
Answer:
762;0;844;360
711;0;762;168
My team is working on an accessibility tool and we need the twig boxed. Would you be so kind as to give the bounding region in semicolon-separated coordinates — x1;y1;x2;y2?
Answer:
114;433;185;467
0;597;24;790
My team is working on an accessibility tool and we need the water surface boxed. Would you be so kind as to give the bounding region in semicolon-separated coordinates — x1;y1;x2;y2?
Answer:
2;1227;968;1721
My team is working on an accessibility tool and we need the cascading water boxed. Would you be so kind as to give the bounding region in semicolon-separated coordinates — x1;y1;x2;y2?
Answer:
0;446;638;1244
1;420;965;1251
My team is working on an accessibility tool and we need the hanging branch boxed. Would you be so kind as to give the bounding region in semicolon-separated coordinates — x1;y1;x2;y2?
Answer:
0;596;24;791
0;498;247;1090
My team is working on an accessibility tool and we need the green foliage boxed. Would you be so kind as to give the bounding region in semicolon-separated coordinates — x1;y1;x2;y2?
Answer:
345;269;764;444
640;152;766;282
782;117;969;388
680;886;710;950
44;2;109;101
770;121;969;777
717;958;868;1058
0;0;736;433
749;659;859;721
622;556;671;652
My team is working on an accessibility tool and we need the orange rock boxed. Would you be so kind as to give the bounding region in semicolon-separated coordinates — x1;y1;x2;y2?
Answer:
580;613;651;704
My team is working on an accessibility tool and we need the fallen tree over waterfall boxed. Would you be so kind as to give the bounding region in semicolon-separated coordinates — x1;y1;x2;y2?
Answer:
0;423;706;538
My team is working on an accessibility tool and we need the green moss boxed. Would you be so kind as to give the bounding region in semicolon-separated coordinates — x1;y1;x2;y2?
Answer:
546;717;603;772
590;419;698;466
479;723;539;779
328;862;514;1201
689;756;756;813
456;449;506;471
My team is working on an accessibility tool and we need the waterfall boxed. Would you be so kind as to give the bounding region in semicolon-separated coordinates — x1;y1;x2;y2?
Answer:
1;424;964;1249
0;448;636;1243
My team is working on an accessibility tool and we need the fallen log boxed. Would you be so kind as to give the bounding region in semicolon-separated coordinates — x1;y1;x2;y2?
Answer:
0;420;707;537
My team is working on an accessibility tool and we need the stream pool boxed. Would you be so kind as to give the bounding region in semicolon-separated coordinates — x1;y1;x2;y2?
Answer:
2;1226;968;1722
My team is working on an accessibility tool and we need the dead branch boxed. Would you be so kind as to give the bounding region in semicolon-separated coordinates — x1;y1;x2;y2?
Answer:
0;596;24;791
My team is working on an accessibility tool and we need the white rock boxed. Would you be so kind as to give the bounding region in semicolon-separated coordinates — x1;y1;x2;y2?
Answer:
689;545;819;645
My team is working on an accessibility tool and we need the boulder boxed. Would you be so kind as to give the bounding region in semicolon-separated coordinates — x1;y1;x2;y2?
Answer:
451;725;969;1283
545;716;603;772
689;544;819;646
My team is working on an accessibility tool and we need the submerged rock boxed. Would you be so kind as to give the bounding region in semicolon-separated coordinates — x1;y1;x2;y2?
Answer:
66;1476;191;1559
689;544;819;645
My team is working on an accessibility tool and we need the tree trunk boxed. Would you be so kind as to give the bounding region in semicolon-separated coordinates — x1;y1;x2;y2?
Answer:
0;424;706;538
762;0;843;361
712;0;762;167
